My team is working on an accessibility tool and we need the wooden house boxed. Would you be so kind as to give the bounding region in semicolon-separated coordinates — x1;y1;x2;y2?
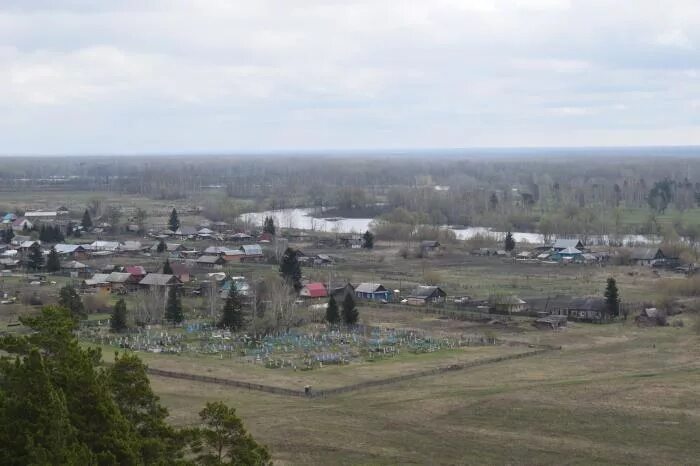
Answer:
354;283;391;301
299;282;328;299
405;286;447;305
630;248;664;266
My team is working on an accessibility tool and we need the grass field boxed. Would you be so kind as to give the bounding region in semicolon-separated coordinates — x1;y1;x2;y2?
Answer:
150;315;700;465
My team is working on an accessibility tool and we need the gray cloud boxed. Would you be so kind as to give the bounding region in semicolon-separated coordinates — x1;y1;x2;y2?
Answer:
1;0;699;154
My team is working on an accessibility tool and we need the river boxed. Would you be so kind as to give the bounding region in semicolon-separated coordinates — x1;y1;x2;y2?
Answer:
240;208;656;245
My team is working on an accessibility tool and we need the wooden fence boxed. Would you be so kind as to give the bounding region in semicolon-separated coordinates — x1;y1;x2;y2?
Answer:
145;344;560;399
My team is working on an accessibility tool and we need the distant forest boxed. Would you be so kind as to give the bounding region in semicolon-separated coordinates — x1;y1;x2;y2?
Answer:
2;154;700;239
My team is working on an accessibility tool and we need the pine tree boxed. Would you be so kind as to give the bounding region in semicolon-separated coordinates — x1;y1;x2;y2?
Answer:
604;277;620;318
46;246;61;273
504;231;516;252
168;208;180;232
58;284;86;320
111;298;128;333
341;293;359;325
280;247;302;291
81;209;92;230
362;230;375;249
263;216;276;235
156;239;167;254
191;402;271;466
162;258;173;275
218;284;244;331
325;295;340;325
27;242;44;271
489;192;499;211
165;286;184;324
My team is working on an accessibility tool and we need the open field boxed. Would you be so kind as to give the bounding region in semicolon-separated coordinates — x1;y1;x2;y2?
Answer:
150;313;700;465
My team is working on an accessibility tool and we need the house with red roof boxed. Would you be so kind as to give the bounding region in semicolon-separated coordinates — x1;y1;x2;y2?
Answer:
125;265;147;282
299;282;328;299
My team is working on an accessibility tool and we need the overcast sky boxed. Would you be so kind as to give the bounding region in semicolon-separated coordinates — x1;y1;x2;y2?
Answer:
1;0;699;154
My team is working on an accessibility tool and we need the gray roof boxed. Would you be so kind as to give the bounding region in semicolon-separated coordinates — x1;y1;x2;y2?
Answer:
630;248;663;260
107;272;132;283
553;239;584;249
196;255;224;264
567;297;606;311
240;244;263;255
355;283;387;294
407;286;446;299
176;226;198;236
85;273;110;285
139;273;180;286
54;244;85;254
61;260;88;269
420;240;440;248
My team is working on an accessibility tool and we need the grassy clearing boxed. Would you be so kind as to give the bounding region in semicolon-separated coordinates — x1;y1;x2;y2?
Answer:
150;315;700;465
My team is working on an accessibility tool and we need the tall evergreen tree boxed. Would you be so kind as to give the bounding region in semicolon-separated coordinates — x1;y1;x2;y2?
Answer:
325;295;340;325
604;277;620;318
111;298;128;333
156;239;167;254
165;286;184;324
27;242;44;271
58;284;86;320
263;216;276;235
190;401;271;466
162;258;173;275
489;192;499;211
107;352;181;464
279;247;302;292
46;246;61;273
362;230;375;249
218;284;244;331
341;293;359;325
504;231;516;252
81;209;92;230
168;208;180;232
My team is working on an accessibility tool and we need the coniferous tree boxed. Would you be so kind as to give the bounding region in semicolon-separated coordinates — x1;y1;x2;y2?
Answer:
27;242;44;271
279;247;302;292
263;216;276;235
1;228;14;244
489;192;499;211
162;258;173;275
341;293;359;325
190;401;271;466
156;239;167;254
362;230;374;249
504;231;516;252
46;246;61;273
111;298;128;333
218;284;244;331
604;277;620;318
81;209;92;230
325;295;340;325
58;284;86;320
165;286;184;324
168;208;180;232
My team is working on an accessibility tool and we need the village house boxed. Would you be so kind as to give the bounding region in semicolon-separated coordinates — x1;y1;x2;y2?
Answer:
299;282;328;299
630;248;664;266
169;262;191;283
107;272;138;293
239;244;264;263
121;241;148;254
0;258;20;270
88;240;121;253
125;265;147;282
492;295;528;313
551;247;583;262
552;297;608;322
338;234;363;249
139;273;182;289
12;217;33;231
54;244;88;260
420;240;441;255
82;273;112;293
24;211;58;221
60;260;90;278
354;283;391;301
405;286;447;305
2;213;17;224
331;283;356;302
552;239;585;251
196;255;227;269
174;226;198;238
